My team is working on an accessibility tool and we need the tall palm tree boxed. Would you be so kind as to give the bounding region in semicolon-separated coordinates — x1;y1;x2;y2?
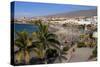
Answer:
15;31;33;64
33;20;60;63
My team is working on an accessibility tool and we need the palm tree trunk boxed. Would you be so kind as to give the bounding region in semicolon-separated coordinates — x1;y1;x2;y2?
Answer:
44;48;47;64
24;50;30;64
23;49;26;64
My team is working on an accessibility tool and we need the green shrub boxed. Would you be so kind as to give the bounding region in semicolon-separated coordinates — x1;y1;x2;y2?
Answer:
92;47;97;57
77;42;86;48
88;46;97;60
90;42;96;48
80;34;84;38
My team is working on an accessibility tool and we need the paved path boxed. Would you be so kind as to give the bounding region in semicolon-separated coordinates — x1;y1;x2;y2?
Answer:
54;44;93;63
69;48;93;62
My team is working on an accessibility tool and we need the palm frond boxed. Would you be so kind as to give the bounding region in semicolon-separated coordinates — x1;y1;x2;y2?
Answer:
16;31;28;40
15;40;24;48
46;33;57;39
61;51;67;55
50;44;60;51
47;38;60;45
27;41;41;51
61;56;67;60
32;48;44;59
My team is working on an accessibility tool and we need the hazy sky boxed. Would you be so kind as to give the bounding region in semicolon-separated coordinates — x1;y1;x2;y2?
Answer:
13;1;97;18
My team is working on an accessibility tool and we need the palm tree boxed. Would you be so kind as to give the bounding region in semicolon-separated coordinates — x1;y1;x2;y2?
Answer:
56;46;68;63
15;31;33;64
33;20;60;63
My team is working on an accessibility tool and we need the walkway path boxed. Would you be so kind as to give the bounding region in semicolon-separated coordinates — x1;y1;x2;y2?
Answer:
69;47;93;62
54;44;93;63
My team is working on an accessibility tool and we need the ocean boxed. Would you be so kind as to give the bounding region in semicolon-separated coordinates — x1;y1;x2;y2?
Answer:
14;23;38;33
14;23;38;39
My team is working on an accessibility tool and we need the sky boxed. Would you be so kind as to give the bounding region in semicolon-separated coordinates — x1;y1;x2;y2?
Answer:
13;1;97;18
